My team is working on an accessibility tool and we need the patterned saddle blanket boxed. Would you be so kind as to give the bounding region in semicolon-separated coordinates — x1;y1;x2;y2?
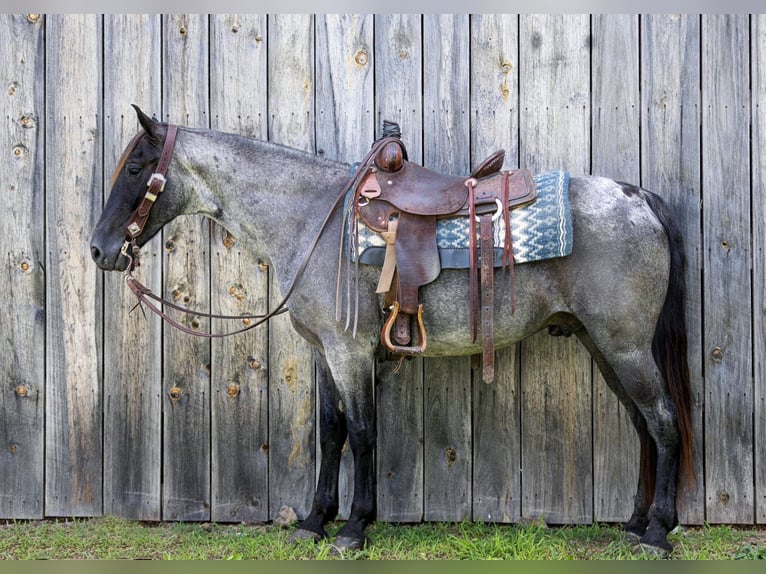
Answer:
348;170;573;267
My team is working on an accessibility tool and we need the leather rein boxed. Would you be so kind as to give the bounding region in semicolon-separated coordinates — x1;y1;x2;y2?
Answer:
116;124;366;338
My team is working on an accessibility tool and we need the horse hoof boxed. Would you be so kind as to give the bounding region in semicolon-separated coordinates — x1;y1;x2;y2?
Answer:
624;530;641;544
331;535;367;554
288;528;325;544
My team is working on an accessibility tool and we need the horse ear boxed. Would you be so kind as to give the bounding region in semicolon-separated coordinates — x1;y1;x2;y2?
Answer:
131;104;163;142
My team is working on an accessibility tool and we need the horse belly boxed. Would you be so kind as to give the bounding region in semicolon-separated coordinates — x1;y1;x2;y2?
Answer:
415;265;559;357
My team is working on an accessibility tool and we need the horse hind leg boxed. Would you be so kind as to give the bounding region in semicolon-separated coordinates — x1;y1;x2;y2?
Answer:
602;351;680;554
576;331;652;537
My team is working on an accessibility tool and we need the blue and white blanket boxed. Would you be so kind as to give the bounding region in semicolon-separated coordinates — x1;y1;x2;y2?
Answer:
351;170;573;267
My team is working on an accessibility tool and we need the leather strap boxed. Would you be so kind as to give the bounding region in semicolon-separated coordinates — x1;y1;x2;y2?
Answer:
376;217;398;293
125;125;178;240
479;214;495;383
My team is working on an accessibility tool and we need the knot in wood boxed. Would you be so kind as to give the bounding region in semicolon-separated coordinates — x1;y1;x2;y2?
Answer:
169;386;182;400
226;383;239;398
15;385;28;397
354;49;369;67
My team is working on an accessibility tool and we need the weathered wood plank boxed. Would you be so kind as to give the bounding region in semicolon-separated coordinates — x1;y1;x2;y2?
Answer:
315;13;374;520
591;13;640;523
44;14;103;517
754;14;766;525
518;13;593;524
162;13;211;521
267;13;316;521
702;14;753;524
101;14;163;522
209;13;270;523
641;13;704;525
422;13;472;522
469;13;521;523
374;13;424;522
0;13;45;519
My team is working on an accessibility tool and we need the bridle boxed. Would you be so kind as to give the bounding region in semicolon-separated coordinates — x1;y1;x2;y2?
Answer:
111;123;372;338
114;124;295;338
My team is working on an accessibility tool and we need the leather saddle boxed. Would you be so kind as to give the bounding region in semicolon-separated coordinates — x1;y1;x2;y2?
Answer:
348;130;537;383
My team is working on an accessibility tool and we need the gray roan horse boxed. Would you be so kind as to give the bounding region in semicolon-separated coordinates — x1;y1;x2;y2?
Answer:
91;106;693;555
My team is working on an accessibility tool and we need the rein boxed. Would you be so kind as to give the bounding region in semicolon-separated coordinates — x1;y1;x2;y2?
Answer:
117;124;368;338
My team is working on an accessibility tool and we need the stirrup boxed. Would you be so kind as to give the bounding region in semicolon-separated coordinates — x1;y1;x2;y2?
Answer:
381;302;427;355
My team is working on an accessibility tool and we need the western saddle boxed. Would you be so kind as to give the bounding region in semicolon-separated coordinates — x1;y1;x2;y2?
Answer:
343;123;537;382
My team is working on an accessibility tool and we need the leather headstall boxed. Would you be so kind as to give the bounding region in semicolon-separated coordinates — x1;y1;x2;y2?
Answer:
120;124;178;267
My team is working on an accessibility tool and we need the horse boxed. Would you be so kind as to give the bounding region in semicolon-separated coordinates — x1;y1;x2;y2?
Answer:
91;106;694;556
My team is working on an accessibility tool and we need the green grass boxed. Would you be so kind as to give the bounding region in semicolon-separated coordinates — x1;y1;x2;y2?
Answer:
0;516;764;560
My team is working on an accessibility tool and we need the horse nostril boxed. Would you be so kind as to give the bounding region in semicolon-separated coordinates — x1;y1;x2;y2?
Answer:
91;244;102;262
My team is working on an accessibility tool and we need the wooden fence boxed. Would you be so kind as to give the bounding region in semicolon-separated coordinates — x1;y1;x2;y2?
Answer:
1;13;764;526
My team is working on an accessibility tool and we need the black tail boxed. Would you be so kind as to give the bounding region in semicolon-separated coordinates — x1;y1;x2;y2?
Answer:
642;190;695;491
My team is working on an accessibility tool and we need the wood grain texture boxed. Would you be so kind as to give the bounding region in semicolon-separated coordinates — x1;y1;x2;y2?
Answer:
591;14;640;523
0;13;45;519
702;14;753;524
315;14;374;520
162;13;211;521
754;15;766;525
266;14;316;521
101;14;163;521
374;14;423;160
641;13;704;525
209;14;270;523
421;14;472;523
470;13;521;523
518;14;593;524
44;14;103;517
374;14;424;522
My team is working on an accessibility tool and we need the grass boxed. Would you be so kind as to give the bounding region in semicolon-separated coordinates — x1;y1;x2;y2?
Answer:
1;516;764;560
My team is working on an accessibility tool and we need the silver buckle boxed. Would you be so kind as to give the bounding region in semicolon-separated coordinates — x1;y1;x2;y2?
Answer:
147;173;166;191
126;222;142;237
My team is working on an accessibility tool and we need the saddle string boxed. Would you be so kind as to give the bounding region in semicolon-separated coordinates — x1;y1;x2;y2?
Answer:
334;135;405;337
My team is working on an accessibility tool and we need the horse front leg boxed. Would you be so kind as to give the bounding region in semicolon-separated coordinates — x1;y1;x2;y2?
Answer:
330;360;376;552
291;350;347;542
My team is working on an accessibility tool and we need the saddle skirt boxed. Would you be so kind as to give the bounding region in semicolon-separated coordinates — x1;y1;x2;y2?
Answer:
346;170;573;267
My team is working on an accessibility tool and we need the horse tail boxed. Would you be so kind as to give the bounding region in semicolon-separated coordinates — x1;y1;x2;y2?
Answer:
641;189;695;492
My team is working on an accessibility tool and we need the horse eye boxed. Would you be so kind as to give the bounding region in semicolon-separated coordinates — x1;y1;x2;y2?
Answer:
126;163;142;176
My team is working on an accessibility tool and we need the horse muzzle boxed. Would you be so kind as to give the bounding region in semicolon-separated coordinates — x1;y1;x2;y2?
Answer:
90;233;130;272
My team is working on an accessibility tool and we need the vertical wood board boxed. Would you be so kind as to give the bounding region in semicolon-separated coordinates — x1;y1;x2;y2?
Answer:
469;13;522;523
266;13;316;520
374;13;425;522
518;13;593;524
162;13;212;521
0;13;45;519
44;14;104;517
315;13;375;520
421;14;472;523
702;14;753;524
590;13;640;523
102;13;163;521
641;13;705;524
209;13;270;523
754;14;766;525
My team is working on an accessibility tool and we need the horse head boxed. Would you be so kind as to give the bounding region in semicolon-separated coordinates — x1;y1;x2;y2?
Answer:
91;105;185;271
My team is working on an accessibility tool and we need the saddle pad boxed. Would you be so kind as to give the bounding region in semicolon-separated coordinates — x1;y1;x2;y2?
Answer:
346;170;572;267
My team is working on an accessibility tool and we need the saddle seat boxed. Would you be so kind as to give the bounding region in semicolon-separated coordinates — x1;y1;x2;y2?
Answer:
348;130;537;383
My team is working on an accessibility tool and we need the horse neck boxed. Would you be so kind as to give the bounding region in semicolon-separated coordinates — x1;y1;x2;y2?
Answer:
175;128;351;281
